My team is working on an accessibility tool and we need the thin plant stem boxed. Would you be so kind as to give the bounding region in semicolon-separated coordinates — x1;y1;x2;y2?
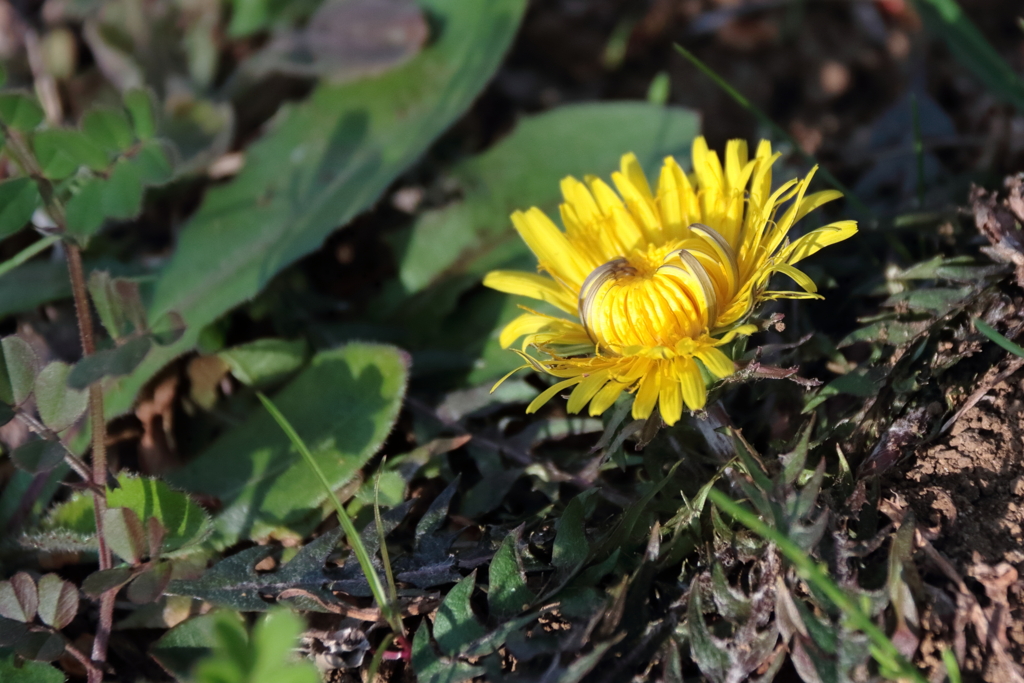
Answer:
1;123;115;680
708;488;927;683
256;392;405;638
673;44;874;220
366;633;395;682
374;460;400;613
0;234;59;278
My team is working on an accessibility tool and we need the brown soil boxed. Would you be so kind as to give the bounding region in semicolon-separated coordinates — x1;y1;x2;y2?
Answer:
891;377;1024;681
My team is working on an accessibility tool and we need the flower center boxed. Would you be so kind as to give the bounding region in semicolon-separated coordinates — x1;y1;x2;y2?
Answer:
578;242;714;354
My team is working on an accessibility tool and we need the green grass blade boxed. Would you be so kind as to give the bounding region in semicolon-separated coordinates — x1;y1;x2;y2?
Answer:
974;318;1024;358
707;488;927;683
912;0;1024;111
942;648;962;683
0;234;59;278
673;43;873;219
374;459;400;613
256;392;403;635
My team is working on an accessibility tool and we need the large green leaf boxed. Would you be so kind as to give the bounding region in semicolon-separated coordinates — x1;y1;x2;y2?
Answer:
167;343;409;547
394;102;702;293
105;0;526;416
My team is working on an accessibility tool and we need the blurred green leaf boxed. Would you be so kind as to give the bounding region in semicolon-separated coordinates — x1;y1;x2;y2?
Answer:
913;0;1024;111
218;338;308;387
1;336;39;406
168;343;408;546
552;494;590;577
103;157;144;219
0;653;63;682
0;93;44;131
35;574;78;630
129;140;173;185
434;571;486;657
34;361;88;432
488;528;535;621
82;107;134;153
0;178;41;239
105;0;528;417
65;176;106;236
32;129;108;179
152;611;244;680
394;102;701;293
68;336;152;389
190;609;318;683
10;439;65;474
123;88;156;140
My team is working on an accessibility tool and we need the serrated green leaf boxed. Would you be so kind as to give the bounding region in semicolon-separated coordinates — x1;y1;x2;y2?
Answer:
38;473;212;557
10;439;65;473
0;653;64;682
167;529;340;611
488;528;535;621
67;336;152;389
168;343;408;546
105;0;528;417
34;360;88;432
2;335;39;406
0;177;40;239
35;574;78;630
123;88;156;140
0;93;44;131
218;338;308;387
32;129;109;179
82;107;134;152
434;571;485;657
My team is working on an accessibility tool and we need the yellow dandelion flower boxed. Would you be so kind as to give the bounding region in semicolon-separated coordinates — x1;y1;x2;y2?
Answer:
484;136;857;426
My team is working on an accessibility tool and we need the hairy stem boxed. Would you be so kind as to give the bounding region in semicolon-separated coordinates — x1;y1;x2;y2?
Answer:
65;245;116;678
1;124;118;680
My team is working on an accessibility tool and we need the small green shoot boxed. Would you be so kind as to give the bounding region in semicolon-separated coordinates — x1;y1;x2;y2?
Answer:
707;488;928;683
256;392;405;639
942;648;962;683
974;318;1024;358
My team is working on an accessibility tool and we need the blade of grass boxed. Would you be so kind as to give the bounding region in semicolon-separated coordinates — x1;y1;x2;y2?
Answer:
366;633;395;682
0;234;59;278
256;392;404;637
374;458;400;613
974;318;1024;358
707;488;928;683
912;0;1024;112
674;43;874;220
942;648;962;683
